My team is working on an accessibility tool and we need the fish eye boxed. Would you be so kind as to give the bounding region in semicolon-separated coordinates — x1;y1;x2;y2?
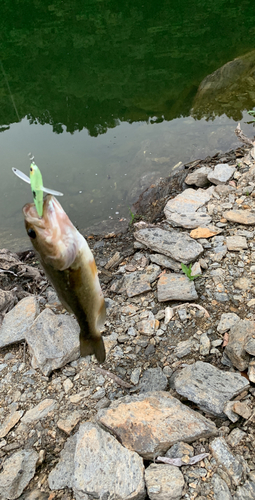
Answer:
27;228;36;239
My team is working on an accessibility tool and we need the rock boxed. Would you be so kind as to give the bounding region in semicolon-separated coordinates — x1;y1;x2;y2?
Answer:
200;332;210;355
149;253;181;271
234;277;251;290
185;166;212;187
24;309;80;376
157;274;198;302
215;184;236;195
63;378;73;393
244;338;255;356
226;236;248;250
48;434;77;490
57;410;82;435
145;463;184;500
0;296;39;348
134;228;203;264
227;429;246;447
166;442;194;459
166;212;212;229
138;368;168;393
210;437;244;486
0;289;16;314
217;313;240;334
105;251;120;269
72;422;145;500
124;265;161;297
211;473;232;500
225;319;254;371
171;361;249;417
190;227;218;239
232;401;252;419
136;312;159;336
234;479;255;499
97;391;216;460
164;187;213;215
223;401;240;423
130;367;142;385
207;164;236;185
248;361;255;383
0;449;38;499
0;410;24;438
21;399;57;424
191;261;202;276
223;210;255;225
174;339;195;358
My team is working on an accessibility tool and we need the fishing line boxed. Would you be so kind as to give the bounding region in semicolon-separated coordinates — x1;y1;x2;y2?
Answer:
0;59;21;122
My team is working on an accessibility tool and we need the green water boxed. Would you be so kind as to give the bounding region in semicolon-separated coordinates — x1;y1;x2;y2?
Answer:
0;0;255;248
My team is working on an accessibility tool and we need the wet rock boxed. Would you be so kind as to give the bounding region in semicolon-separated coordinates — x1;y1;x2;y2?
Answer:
0;296;39;348
57;410;82;435
234;479;255;499
223;210;255;225
72;422;145;500
166;212;212;229
210;437;244;486
0;410;23;438
207;164;236;185
149;253;181;271
164;187;213;215
157;274;198;302
211;473;232;500
171;361;249;417
145;463;184;500
0;449;38;499
166;441;194;459
134;228;203;264
226;236;248;251
124;264;161;297
24;309;80;376
21;399;57;424
225;319;254;371
138;367;168;393
48;434;77;490
97;391;216;460
217;313;240;334
185;166;212;187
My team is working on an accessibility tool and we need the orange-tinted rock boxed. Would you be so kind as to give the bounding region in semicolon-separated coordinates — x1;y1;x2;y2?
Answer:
223;210;255;225
190;227;218;239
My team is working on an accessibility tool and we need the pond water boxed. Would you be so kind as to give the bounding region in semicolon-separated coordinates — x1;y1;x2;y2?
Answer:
1;0;255;249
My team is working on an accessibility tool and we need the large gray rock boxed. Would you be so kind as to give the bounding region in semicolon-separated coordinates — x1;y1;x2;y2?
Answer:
149;253;182;271
73;422;145;500
166;211;212;229
217;313;240;333
164;187;213;215
225;319;254;371
134;228;203;264
145;463;184;500
157;274;198;302
24;309;80;376
207;164;236;185
211;473;232;500
97;391;216;459
0;449;38;499
185;166;212;187
171;361;249;417
21;399;57;424
210;437;244;486
48;434;77;490
0;296;39;348
124;265;161;297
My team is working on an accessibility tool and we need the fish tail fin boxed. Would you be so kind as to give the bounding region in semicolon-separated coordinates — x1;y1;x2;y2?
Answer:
79;331;106;363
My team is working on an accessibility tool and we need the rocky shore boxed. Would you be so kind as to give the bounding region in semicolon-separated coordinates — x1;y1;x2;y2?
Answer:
1;126;255;500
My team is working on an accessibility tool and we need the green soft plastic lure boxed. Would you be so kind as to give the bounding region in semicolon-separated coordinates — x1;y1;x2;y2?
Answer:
30;161;44;216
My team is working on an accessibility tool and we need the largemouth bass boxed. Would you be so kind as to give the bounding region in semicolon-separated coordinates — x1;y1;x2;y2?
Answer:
23;195;106;362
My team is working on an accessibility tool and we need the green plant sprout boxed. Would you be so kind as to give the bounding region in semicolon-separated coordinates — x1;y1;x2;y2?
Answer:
181;263;200;281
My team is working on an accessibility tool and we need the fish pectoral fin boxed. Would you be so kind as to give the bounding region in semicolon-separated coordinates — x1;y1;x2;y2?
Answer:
79;332;106;363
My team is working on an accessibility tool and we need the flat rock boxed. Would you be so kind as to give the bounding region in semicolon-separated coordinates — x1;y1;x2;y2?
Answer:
0;289;16;314
248;361;255;383
166;212;212;229
149;254;181;271
211;473;232;500
145;463;184;500
234;479;255;499
232;401;252;420
138;368;168;393
185;166;212;187
157;274;198;302
24;309;80;376
244;338;255;356
207;163;235;185
22;399;57;424
0;410;23;438
171;361;249;417
225;319;254;371
48;434;77;490
57;410;82;435
124;265;161;297
227;429;246;447
136;312;159;336
223;210;255;225
0;449;38;499
0;296;39;348
73;422;145;500
190;226;218;239
210;437;244;486
226;236;248;250
164;187;213;216
134;228;203;264
217;313;240;334
97;391;216;460
166;442;194;459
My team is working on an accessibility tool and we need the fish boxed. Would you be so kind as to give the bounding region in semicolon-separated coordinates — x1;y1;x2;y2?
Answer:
23;195;106;362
